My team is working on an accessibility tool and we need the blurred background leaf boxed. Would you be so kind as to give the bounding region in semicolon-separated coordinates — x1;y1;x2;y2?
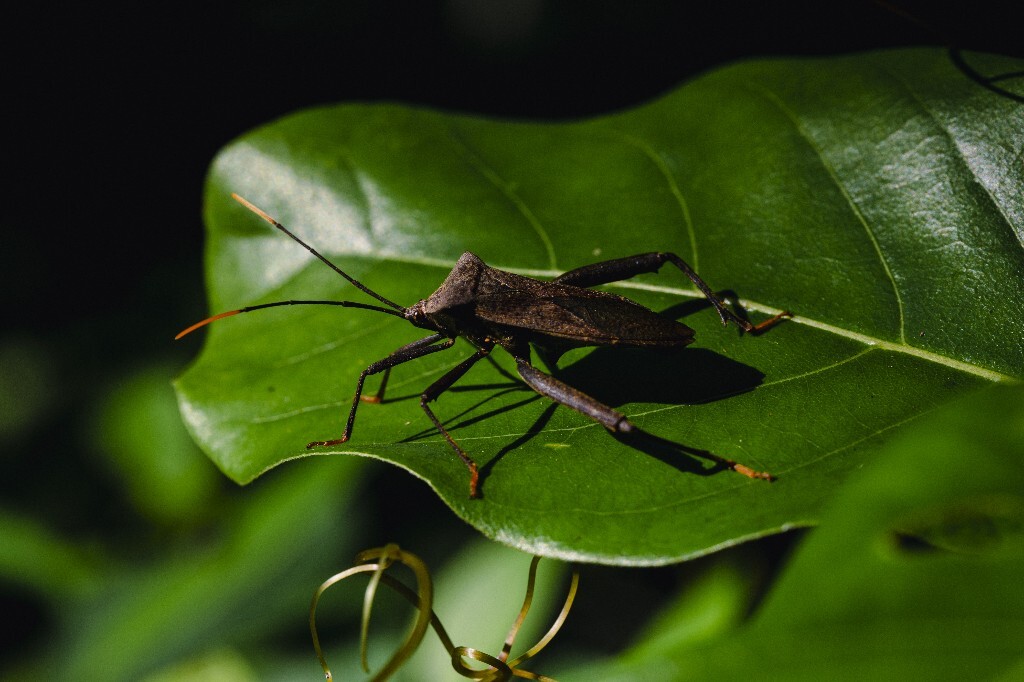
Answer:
93;365;221;527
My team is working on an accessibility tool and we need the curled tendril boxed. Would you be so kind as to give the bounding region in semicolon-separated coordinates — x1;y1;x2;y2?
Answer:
309;545;579;681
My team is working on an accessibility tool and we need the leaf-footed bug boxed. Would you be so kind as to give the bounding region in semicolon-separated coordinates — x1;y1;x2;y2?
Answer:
178;194;791;498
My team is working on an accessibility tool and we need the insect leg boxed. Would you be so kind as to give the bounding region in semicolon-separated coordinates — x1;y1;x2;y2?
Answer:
361;335;448;404
307;334;454;449
517;359;773;481
515;359;633;433
554;252;789;333
419;345;494;498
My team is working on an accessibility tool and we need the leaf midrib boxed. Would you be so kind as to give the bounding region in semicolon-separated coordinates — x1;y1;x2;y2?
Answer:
262;249;1019;383
611;280;1018;382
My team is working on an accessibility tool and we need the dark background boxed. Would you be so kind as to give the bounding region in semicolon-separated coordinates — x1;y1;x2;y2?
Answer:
3;0;1021;675
9;1;1021;337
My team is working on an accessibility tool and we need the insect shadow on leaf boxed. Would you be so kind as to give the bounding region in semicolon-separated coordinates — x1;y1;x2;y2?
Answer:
309;543;579;681
403;347;767;487
558;344;769;481
177;194;791;498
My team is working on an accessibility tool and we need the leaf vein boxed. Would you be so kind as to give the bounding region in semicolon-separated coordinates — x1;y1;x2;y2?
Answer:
877;60;1023;250
742;80;908;344
757;348;876;389
612;130;700;271
447;126;559;270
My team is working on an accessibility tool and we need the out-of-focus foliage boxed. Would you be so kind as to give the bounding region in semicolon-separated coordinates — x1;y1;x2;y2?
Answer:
94;365;221;526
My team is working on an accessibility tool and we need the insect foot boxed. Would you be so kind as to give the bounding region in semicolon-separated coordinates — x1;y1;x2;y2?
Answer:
728;461;775;481
307;437;348;448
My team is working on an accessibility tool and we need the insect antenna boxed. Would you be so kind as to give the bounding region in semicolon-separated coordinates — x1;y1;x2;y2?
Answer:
175;299;406;339
176;195;414;340
231;193;405;312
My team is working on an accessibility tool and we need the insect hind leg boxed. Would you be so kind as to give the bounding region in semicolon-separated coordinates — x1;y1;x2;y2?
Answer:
553;252;790;333
655;253;790;333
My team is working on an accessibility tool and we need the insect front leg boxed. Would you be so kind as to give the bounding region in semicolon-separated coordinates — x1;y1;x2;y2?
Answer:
360;334;449;404
418;344;493;498
307;334;454;449
554;252;789;333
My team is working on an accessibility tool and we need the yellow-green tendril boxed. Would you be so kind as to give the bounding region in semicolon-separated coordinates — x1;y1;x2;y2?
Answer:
310;544;432;681
360;548;396;672
500;556;541;663
309;545;579;681
508;568;579;672
450;555;580;681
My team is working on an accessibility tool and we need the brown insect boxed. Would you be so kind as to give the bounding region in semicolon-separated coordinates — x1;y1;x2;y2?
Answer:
179;194;790;497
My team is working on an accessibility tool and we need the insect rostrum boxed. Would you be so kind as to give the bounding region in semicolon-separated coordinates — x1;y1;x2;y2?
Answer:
178;194;790;498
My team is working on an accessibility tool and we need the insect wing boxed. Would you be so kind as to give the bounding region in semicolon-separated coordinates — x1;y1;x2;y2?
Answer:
474;289;695;347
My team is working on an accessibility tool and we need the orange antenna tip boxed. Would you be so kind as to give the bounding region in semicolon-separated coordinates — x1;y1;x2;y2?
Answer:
175;309;242;340
231;193;277;226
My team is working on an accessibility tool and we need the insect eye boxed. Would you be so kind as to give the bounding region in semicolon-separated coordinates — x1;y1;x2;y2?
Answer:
405;301;428;325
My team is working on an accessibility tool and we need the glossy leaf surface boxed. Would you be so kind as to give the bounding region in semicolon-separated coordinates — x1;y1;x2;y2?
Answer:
175;49;1023;565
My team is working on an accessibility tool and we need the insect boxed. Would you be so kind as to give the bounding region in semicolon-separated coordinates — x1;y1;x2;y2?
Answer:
178;194;791;498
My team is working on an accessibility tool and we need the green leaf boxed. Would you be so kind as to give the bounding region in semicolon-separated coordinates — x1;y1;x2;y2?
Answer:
175;48;1023;565
574;385;1024;680
94;364;220;526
